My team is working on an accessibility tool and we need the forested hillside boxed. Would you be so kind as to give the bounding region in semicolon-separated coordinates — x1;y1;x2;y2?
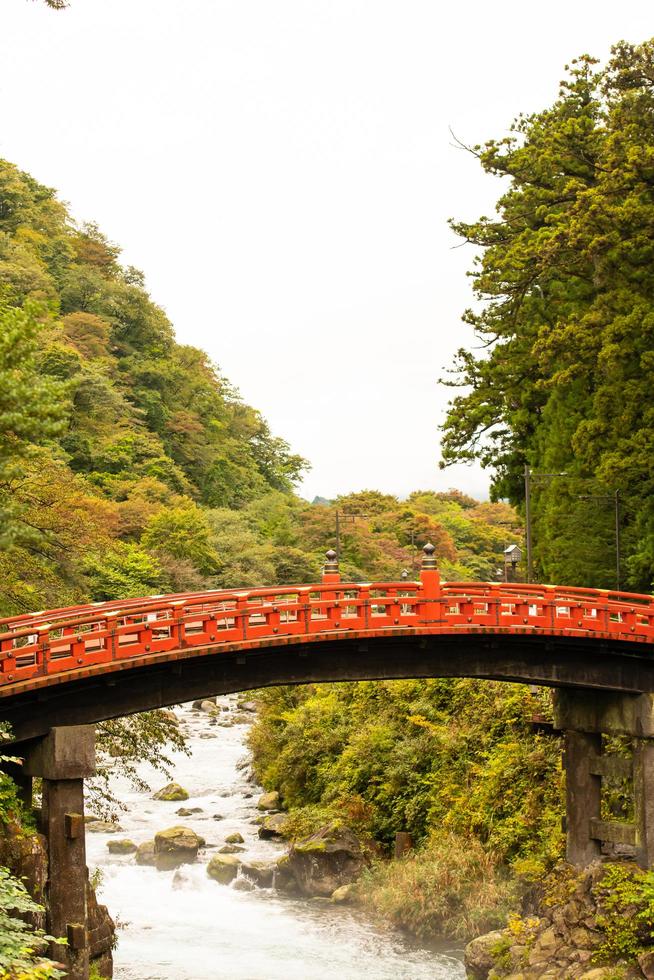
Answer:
441;40;654;593
0;157;523;621
0;158;309;616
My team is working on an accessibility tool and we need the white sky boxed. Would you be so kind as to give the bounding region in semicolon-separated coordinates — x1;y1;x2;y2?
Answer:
1;2;652;501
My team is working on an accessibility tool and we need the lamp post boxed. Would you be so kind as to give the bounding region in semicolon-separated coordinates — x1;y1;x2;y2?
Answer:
503;544;522;583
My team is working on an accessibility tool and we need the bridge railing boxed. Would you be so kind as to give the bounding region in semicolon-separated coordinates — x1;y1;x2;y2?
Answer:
1;546;654;692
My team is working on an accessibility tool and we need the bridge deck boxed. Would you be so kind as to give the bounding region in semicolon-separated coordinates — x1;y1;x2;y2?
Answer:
2;571;654;701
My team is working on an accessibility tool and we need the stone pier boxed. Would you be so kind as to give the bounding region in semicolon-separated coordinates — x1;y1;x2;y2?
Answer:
23;725;96;980
554;690;654;869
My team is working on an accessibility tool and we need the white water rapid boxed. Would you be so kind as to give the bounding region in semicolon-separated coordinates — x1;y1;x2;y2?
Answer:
87;697;466;980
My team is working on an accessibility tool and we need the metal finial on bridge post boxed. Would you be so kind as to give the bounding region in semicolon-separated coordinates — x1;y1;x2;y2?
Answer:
322;549;340;584
421;542;436;569
420;542;440;598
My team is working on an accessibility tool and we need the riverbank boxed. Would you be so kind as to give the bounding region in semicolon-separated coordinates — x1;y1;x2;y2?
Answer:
87;697;465;979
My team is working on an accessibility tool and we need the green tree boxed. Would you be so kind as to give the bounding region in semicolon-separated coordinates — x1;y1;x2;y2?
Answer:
142;504;218;576
0;300;65;548
442;42;654;590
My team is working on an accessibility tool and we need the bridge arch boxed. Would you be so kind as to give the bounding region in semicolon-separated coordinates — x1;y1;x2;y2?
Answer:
1;545;654;743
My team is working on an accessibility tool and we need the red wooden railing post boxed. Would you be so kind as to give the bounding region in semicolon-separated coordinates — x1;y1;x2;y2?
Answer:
417;542;441;625
419;542;441;599
322;549;341;626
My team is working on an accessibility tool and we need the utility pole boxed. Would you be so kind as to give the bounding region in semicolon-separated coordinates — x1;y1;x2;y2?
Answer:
524;466;569;584
334;510;358;562
615;489;621;593
524;464;532;584
577;489;622;592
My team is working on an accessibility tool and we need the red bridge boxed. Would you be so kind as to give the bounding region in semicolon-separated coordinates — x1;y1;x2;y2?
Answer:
2;545;654;743
6;543;654;974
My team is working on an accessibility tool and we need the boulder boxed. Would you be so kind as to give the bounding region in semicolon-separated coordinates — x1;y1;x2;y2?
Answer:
199;700;218;714
331;883;355;903
219;844;245;854
87;821;123;833
207;854;241;884
176;807;203;817
258;812;290;840
277;823;367;898
107;839;136;855
152;782;189;802
240;860;276;888
135;841;156;866
192;698;216;710
153;826;202;870
238;701;258;713
232;877;254;892
160;709;179;724
464;930;506;979
257;791;280;812
225;832;244;844
639;950;654;979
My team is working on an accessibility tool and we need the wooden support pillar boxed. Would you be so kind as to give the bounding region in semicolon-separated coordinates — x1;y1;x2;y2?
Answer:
23;726;96;980
563;731;602;867
555;691;654;869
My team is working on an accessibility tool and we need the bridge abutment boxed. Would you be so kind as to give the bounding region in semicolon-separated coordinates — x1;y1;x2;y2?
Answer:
23;725;96;980
555;691;654;868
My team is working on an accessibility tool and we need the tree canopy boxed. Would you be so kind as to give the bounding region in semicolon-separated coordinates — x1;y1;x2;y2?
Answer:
442;41;654;591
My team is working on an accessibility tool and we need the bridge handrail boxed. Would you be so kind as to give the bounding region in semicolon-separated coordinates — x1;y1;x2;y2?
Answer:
3;578;653;637
1;559;653;694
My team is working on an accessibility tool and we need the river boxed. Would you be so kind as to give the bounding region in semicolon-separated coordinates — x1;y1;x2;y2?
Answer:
86;697;466;980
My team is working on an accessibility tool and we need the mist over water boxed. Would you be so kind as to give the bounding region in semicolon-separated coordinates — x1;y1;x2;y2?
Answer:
86;699;465;980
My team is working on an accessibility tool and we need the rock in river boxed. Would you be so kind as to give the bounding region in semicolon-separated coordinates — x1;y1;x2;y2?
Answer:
152;782;189;802
257;791;280;811
87;821;123;833
239;860;276;887
224;832;244;844
207;854;241;884
463;929;505;978
154;826;203;870
275;822;367;898
135;841;156;866
107;839;137;855
258;812;290;840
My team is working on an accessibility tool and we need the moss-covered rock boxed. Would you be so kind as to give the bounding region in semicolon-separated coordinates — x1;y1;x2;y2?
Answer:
87;820;123;833
257;791;280;811
152;782;189;802
258;813;290;840
135;841;156;866
154;826;202;870
207;854;241;884
277;823;367;898
107;839;137;855
240;860;275;888
225;832;244;844
219;844;245;854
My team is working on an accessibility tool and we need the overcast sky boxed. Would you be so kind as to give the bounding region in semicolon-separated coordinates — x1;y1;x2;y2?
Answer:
1;2;652;501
